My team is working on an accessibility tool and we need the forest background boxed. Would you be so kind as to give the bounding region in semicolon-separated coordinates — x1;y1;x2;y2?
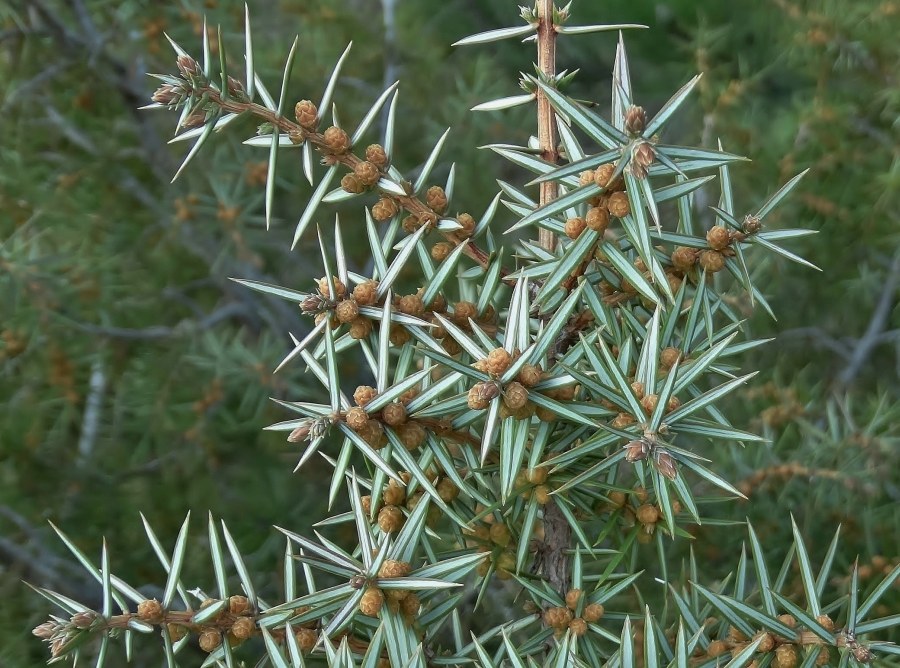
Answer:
0;0;897;665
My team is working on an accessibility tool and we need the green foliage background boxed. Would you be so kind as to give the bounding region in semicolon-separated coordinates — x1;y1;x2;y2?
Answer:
1;0;896;664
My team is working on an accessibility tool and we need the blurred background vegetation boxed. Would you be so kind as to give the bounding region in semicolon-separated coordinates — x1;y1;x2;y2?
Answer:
1;0;897;664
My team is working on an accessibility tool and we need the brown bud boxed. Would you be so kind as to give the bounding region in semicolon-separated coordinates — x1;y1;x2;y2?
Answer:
607;191;630;218
569;617;588;636
199;630;222;653
176;54;200;77
398;294;425;316
372;197;399;221
397;421;426;450
318;276;347;299
534;484;551;504
382;402;408;427
231;616;255;640
365;144;389;167
457;213;476;237
354;161;381;188
323;126;351;153
352;280;379;306
167;623;188;641
706;226;731;250
773;644;798;668
402;214;420;233
754;631;775;653
671;246;697;272
335;299;360;323
152;84;180;105
641;393;659;413
137;598;164;624
453;300;477;324
294;100;318;129
295;627;317;652
655;450;677;480
377;505;404;533
425;185;448;214
594;164;617;189
543;606;573;630
517;364;542;387
345;406;369;431
489;522;511;547
610;413;635;429
699;249;725;273
359;588;384;616
636;503;660;525
436;477;459;503
579;169;596;186
632;141;655;179
229;595;250;615
565;588;583;610
583;603;605;622
287;423;312;443
625;439;649;462
349;317;373;339
431;242;453;261
484;347;512;375
565;216;586;239
585;206;610;233
341;173;365;194
400;593;421;617
660;347;681;369
625;105;648;134
707;640;729;658
468;381;500;409
32;621;59;639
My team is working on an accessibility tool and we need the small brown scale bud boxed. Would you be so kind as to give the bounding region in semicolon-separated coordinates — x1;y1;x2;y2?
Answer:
398;294;424;316
318;276;347;299
625;105;648;134
295;627;317;652
335;299;360;323
583;603;605;622
397;421;426;450
436;477;459;502
323;126;351;153
390;324;411;346
456;213;476;237
400;593;421;617
706;640;729;658
231;616;255;641
594;164;617;189
585;206;610;233
378;505;404;533
773;644;798;668
199;630;222;653
699;250;725;273
671;246;697;272
815;614;835;632
167;623;188;641
503;381;529;410
341;173;365;194
641;393;659;413
349;317;373;339
565;589;583;610
381;402;408;427
137;599;164;624
294;100;318;129
625;439;649;462
359;588;384;616
533;484;551;504
372;197;399;221
543;606;574;630
453;301;477;324
431;242;453;261
517;364;542;387
636;503;660;525
402;214;419;234
660;347;681;369
365;144;389;167
468;381;500;409
569;618;588;637
611;413;635;429
489;523;511;547
630;381;645;399
354;161;381;188
632;141;656;178
228;595;250;615
579;169;596;186
425;185;448;214
607;191;630;218
354;385;378;407
706;225;731;250
564;216;586;239
527;466;549;485
345;406;369;431
484;347;512;375
352;280;379;306
754;631;775;653
379;559;412;578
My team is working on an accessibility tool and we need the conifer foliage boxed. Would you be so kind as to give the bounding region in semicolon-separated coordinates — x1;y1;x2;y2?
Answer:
30;2;900;666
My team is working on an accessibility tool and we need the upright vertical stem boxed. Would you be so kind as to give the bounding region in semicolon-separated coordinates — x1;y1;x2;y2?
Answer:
535;0;571;599
536;0;559;253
